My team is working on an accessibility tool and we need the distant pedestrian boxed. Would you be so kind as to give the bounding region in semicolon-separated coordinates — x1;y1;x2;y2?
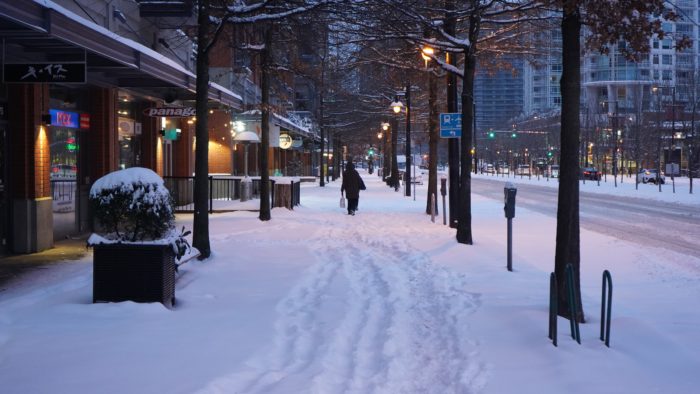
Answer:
341;161;365;215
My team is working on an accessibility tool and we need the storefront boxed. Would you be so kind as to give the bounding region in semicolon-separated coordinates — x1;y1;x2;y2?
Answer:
0;1;241;255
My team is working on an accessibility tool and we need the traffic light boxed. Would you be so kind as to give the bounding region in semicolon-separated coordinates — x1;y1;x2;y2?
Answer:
368;147;375;156
488;131;495;139
511;132;517;138
547;151;553;158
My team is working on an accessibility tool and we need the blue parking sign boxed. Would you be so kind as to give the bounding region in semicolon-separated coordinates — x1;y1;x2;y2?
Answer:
440;113;462;138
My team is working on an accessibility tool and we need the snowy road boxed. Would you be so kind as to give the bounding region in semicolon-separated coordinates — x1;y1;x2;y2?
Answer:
471;177;700;259
199;206;488;394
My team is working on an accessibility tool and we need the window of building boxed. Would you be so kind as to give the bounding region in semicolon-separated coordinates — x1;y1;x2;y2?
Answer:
662;70;672;80
662;54;673;65
662;39;673;49
653;70;660;79
551;64;562;72
653;40;659;49
653;54;659;64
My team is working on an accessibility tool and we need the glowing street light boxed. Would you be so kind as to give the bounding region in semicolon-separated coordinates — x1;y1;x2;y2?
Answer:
391;100;403;114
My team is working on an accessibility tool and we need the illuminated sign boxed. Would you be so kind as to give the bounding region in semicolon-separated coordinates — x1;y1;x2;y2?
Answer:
161;128;181;140
49;109;80;128
143;107;196;117
279;133;292;149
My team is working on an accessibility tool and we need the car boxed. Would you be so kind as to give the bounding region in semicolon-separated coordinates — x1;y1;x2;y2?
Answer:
484;163;495;174
516;164;531;176
547;164;560;178
580;167;602;181
637;169;665;184
497;163;509;174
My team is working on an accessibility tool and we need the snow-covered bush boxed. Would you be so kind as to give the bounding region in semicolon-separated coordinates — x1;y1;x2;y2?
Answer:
89;167;174;242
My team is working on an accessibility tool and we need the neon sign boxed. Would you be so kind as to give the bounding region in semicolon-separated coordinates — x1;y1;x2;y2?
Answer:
49;109;79;128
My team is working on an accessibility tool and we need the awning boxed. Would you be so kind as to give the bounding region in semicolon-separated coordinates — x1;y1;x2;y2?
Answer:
0;0;242;109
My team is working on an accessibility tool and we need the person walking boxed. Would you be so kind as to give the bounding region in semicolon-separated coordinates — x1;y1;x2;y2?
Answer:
341;161;365;215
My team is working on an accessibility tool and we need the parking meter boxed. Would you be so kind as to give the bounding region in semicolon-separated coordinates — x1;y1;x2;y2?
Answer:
504;182;517;219
440;177;447;225
504;182;517;271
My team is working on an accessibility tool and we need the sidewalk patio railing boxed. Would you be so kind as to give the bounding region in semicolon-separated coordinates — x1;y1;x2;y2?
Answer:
163;176;301;213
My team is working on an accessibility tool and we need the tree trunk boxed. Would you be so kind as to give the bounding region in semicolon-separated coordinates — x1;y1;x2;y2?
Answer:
555;3;584;322
426;69;439;214
456;9;478;245
259;26;272;221
445;0;459;229
192;0;211;258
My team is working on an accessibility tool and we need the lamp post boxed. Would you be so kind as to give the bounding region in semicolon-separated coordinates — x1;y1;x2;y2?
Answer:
390;98;403;191
381;122;389;180
400;83;412;197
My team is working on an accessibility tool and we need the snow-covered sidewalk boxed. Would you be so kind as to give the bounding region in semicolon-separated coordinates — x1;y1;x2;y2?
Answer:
0;171;698;393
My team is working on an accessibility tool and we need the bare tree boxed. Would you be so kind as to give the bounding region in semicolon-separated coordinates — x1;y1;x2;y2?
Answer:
191;0;344;257
548;0;688;321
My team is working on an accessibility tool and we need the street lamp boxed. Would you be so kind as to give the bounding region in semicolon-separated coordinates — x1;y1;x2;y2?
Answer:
381;122;390;180
421;45;434;68
388;98;402;191
391;100;403;114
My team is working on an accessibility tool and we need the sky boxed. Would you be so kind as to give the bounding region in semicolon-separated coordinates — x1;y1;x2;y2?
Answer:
0;170;698;394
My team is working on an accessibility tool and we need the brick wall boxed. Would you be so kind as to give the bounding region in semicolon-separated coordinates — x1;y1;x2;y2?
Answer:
88;87;118;181
7;84;50;199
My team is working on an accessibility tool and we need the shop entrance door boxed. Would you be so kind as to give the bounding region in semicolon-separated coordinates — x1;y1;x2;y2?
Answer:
50;126;79;240
0;127;8;255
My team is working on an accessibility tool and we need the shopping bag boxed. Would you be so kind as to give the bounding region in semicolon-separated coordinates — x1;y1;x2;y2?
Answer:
340;197;346;208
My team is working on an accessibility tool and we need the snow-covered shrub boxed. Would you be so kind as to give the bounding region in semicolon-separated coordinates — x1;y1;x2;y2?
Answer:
89;167;174;242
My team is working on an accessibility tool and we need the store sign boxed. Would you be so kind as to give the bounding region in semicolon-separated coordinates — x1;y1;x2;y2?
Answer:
279;133;292;149
143;107;196;117
292;138;303;148
3;62;86;83
49;109;80;128
80;114;90;129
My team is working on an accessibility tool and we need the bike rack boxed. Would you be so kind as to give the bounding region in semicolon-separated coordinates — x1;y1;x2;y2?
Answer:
548;272;558;347
565;263;581;344
600;270;613;347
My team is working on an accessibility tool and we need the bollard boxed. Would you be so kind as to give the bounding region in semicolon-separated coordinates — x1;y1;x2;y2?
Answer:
565;263;581;344
600;270;613;347
549;272;558;347
503;183;517;271
431;193;436;223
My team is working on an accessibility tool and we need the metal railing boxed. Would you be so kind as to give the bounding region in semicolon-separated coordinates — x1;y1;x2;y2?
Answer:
163;176;299;213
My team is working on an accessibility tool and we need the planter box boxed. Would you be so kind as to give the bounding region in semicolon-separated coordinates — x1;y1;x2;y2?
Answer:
93;243;176;308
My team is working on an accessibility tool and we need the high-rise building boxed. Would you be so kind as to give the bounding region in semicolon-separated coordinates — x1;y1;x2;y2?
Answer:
474;58;525;131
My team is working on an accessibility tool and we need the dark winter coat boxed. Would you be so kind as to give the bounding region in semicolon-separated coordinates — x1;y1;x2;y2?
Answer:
341;163;365;199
